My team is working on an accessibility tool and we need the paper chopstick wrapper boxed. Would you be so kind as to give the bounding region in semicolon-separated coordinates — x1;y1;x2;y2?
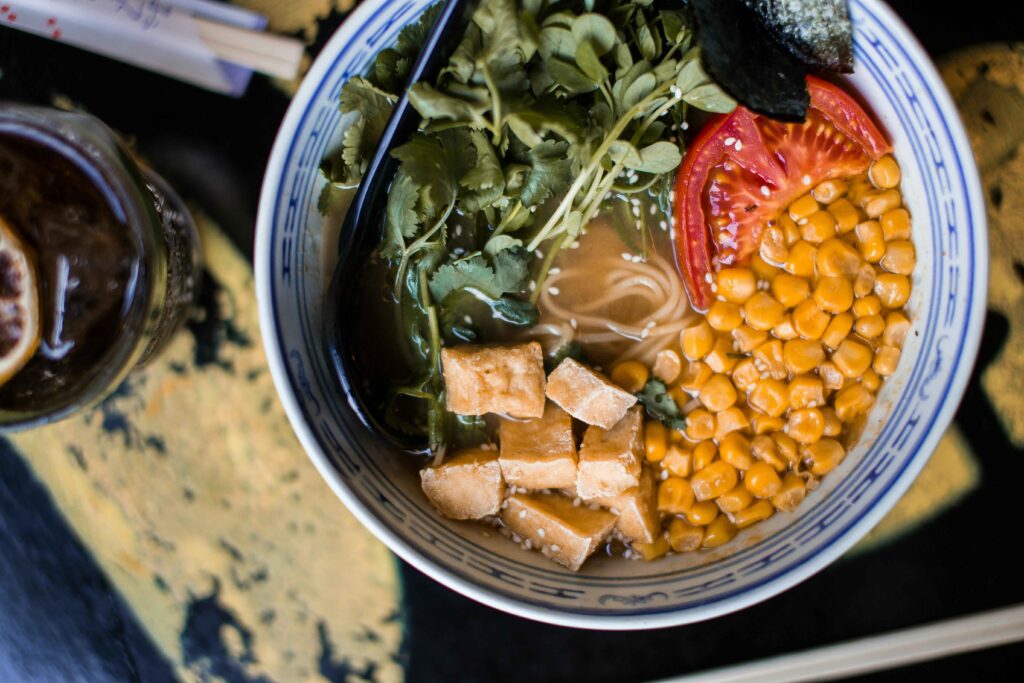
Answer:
1;0;301;96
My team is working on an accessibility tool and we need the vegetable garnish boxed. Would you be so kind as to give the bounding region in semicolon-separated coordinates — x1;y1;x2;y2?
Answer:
322;0;737;449
673;76;891;310
636;378;687;431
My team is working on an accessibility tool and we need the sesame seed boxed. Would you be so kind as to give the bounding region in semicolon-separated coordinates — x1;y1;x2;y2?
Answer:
535;249;544;258
631;197;641;206
524;539;533;550
537;528;545;538
641;328;650;339
573;497;581;507
735;140;743;151
761;185;770;197
550;544;560;552
724;137;736;146
519;510;527;519
681;121;689;130
512;533;522;543
528;280;536;291
549;267;561;275
570;318;578;329
632;206;641;217
622;252;633;260
548;287;560;295
659;220;668;230
570;241;580;249
452;247;465;255
646;320;656;328
705;273;714;283
649;203;658;215
802;174;811;185
463;315;472;325
660;469;669;480
454;225;462;237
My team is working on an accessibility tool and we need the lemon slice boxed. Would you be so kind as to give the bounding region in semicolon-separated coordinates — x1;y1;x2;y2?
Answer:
0;214;41;387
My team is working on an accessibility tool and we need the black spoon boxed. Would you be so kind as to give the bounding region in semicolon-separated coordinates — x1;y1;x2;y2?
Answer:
323;0;477;453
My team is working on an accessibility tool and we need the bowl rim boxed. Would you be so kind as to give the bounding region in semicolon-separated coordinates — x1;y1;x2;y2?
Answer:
255;0;989;629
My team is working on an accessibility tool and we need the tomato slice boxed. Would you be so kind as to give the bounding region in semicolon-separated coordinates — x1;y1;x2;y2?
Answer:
673;76;891;311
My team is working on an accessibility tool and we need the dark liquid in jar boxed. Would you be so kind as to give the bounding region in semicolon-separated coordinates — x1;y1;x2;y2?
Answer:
0;131;141;409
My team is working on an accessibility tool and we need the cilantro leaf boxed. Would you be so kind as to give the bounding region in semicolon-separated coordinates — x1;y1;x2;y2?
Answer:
517;139;574;207
636;379;688;431
428;247;531;302
337;77;396;183
380;170;421;259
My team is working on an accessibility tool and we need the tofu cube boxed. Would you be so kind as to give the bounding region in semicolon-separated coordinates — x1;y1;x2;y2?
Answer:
545;357;637;428
442;342;545;418
501;493;616;571
420;448;504;520
591;468;660;544
576;406;644;499
499;404;578;490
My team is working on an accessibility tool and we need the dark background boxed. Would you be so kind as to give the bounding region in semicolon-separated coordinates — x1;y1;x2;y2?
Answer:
2;2;1022;681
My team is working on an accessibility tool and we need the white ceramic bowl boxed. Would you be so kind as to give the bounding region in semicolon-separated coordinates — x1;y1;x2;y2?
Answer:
256;0;987;629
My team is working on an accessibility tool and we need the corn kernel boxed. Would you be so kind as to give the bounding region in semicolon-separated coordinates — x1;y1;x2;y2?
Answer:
781;214;802;245
833;339;874;378
645;420;669;462
717;268;757;303
716;485;754;513
881;208;911;240
719;432;753;470
861;368;882;392
852;295;882;318
785;241;818;278
783;339;825;375
687;500;720;526
692;440;717;471
819;361;845;391
686;408;716;441
760;225;789;265
771;431;799;463
611;360;650;393
681;320;715;360
855;314;885;339
821;407;842;436
702;515;737;546
847;177;873;205
880;240;916;275
874;273;911;308
662;445;692;477
692;460;739;501
787;408;825;444
862;189;902;218
744;461;783;498
731;358;761;392
705;337;739;374
812;178;848;204
874;345;901;376
834;383;875;422
658;476;695;513
753;340;788;379
855;221;886;262
743;291;785;331
800;210;837;244
773;315;798;340
883;311;911;347
788;192;819;220
822;312;853;350
813;276;854;314
750;412;785;436
750;434;786;469
789;374;825;409
652;351;682;386
677;361;713;391
732;499;775;528
802;438;847;475
714;406;749;442
699;374;737;412
817;238;862;277
771;473;807;512
771;274;810;308
707;300;743;332
634;535;671;561
829;198;860;233
732;325;768;353
793;299;831;340
751;252;780;280
748;379;790;418
853;262;877;297
869;155;901;189
668;518;704;552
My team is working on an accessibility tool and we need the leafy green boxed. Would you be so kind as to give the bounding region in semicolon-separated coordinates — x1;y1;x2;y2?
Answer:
429;248;531;301
636;379;688;431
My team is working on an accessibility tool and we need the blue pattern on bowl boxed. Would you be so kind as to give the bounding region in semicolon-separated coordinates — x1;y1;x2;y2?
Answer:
256;0;987;627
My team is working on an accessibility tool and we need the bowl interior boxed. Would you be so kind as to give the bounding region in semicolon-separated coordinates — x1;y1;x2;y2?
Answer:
256;0;987;628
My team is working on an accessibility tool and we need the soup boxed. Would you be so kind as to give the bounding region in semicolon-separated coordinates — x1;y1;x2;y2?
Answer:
325;0;914;571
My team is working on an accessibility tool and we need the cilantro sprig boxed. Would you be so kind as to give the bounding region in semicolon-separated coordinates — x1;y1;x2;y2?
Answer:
321;0;735;451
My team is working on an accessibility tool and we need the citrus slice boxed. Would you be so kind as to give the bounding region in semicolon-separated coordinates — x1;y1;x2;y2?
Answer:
0;214;41;387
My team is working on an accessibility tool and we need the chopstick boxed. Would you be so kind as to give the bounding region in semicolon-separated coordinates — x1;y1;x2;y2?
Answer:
194;16;303;80
653;603;1024;683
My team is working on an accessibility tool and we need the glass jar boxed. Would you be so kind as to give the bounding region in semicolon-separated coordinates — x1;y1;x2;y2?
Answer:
0;104;201;428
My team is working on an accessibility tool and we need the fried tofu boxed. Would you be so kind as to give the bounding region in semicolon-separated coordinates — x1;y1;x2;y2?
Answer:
498;403;577;490
545;357;637;428
441;342;545;418
501;493;616;571
591;468;660;544
420;448;504;520
576;406;644;499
